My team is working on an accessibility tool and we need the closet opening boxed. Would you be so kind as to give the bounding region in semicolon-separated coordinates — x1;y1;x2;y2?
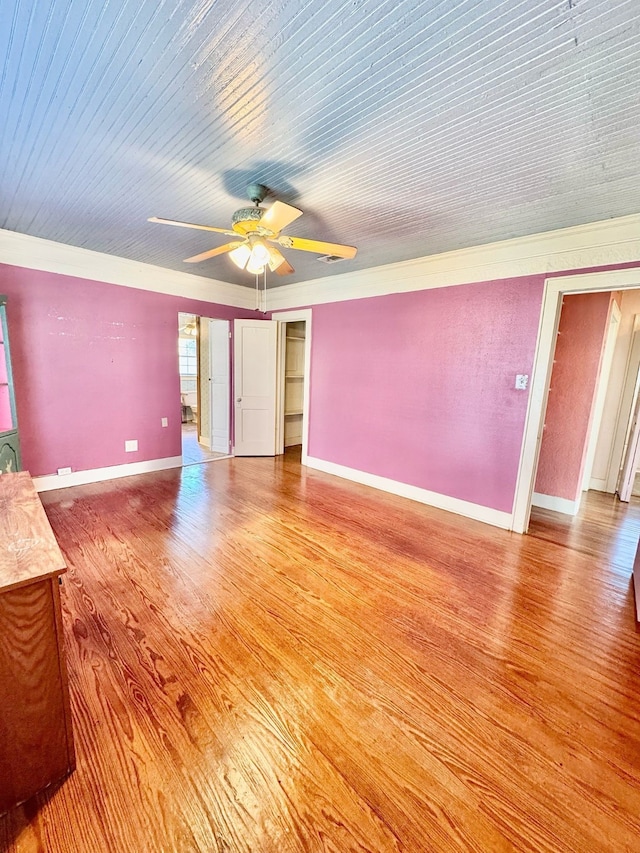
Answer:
272;309;312;463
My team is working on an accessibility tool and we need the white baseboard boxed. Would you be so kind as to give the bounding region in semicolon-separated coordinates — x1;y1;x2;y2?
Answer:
531;492;580;516
305;456;513;530
32;456;183;492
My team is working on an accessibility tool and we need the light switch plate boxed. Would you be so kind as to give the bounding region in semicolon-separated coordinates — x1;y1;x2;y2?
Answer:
515;374;529;390
161;417;168;427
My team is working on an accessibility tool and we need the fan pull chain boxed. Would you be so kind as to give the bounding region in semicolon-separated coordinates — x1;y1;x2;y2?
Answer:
263;267;267;314
254;268;268;313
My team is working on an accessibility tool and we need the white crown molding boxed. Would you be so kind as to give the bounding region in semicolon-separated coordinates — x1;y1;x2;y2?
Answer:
266;213;640;310
32;455;183;492
3;213;640;313
306;456;513;530
0;228;254;309
531;492;580;517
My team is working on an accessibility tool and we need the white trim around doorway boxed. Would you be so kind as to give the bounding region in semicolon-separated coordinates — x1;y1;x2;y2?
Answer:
271;309;312;464
512;267;640;533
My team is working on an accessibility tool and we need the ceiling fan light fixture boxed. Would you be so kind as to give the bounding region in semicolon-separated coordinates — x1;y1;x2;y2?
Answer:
229;244;251;269
151;184;356;279
268;253;285;272
249;240;271;266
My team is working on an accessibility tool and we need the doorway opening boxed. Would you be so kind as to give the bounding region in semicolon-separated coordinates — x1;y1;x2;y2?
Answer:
273;309;312;462
178;313;231;466
526;284;640;632
513;268;640;533
281;321;306;452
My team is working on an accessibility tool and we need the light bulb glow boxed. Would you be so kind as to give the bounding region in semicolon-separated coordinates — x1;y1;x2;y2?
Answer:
250;240;271;266
246;258;265;275
229;244;251;269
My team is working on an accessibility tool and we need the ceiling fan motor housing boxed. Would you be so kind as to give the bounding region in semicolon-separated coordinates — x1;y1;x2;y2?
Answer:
231;206;267;236
231;184;272;235
247;182;268;205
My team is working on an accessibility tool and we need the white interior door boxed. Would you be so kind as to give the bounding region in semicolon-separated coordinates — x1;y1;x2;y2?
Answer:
233;319;278;456
209;319;230;454
618;390;640;501
583;301;621;490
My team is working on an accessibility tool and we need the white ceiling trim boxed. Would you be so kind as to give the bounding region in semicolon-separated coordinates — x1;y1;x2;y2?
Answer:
0;228;254;309
265;213;640;311
2;213;639;314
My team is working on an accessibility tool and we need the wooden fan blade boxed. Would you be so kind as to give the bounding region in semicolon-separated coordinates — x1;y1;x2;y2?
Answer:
275;234;357;259
148;216;236;237
275;259;295;275
184;242;243;263
258;201;303;234
268;247;295;275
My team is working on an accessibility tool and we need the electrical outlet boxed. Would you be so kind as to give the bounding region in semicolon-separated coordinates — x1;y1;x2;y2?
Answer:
57;467;72;476
161;417;168;427
125;439;138;452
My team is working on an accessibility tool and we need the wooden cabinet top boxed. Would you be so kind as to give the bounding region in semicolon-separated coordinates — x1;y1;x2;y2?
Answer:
0;472;66;592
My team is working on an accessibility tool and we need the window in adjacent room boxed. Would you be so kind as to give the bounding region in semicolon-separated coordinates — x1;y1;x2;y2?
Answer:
178;337;197;375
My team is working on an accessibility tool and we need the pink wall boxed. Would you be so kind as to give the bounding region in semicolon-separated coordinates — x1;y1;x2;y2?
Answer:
535;291;612;503
0;264;255;476
308;277;545;513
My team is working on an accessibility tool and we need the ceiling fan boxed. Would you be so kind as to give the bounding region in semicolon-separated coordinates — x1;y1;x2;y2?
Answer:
149;183;357;276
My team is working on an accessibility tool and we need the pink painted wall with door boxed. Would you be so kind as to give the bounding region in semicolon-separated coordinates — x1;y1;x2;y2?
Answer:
0;263;255;477
307;277;545;513
534;292;612;503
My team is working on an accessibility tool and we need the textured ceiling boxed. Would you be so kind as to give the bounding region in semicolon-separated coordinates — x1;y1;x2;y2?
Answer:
1;0;639;288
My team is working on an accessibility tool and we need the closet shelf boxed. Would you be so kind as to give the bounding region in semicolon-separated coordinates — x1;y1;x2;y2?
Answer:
284;409;303;416
285;373;304;379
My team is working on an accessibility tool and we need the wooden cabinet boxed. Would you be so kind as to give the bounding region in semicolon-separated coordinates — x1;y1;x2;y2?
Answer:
0;296;22;475
0;472;75;815
634;539;640;623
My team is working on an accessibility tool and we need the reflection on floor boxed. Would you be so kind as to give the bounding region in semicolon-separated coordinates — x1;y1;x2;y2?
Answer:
7;452;639;852
181;422;229;466
529;488;640;578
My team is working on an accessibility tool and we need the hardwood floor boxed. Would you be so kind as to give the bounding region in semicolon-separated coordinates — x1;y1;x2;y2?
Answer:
2;454;640;852
181;423;229;466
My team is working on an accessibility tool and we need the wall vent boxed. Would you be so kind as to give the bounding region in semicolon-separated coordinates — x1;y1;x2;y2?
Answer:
317;254;346;264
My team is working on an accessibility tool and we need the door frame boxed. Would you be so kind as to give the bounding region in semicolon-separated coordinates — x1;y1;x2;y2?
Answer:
271;309;312;464
512;267;640;533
